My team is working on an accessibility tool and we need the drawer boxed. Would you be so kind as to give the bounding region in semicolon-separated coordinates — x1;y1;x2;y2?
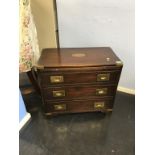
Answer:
44;98;114;114
42;85;117;100
39;70;121;87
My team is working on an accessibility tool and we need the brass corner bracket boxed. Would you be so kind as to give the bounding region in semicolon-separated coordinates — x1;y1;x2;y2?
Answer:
115;61;123;66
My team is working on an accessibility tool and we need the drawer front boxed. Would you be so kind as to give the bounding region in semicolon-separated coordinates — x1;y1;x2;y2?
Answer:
42;85;117;100
39;70;121;87
44;98;114;114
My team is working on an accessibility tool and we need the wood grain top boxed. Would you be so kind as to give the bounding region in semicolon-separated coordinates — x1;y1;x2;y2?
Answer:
37;47;122;68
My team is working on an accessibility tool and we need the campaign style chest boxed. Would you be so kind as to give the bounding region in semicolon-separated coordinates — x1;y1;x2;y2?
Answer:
36;47;123;117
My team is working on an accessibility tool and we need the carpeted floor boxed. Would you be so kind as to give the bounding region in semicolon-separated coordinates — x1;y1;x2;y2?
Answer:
19;90;135;155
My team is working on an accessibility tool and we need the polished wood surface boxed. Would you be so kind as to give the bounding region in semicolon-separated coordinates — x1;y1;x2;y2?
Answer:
42;85;117;100
37;47;121;68
39;70;121;87
44;98;114;114
37;47;123;116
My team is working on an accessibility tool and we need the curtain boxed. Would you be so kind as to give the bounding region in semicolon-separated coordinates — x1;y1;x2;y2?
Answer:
19;0;40;73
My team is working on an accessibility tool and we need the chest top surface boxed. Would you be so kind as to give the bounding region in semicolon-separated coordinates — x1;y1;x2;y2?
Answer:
37;47;122;68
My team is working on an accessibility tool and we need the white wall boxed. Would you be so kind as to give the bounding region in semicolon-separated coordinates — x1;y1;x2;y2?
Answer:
31;0;57;52
57;0;135;90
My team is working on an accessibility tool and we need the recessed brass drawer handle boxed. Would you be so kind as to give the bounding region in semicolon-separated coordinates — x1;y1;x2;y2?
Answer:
96;88;108;95
52;90;65;97
94;102;105;109
97;73;110;81
50;76;64;83
54;104;66;110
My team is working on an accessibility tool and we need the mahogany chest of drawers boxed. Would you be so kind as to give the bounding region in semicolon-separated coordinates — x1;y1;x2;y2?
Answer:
36;47;123;117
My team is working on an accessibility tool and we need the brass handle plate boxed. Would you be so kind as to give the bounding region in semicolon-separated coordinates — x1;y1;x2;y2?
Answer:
97;73;110;82
94;102;105;109
54;104;66;111
96;88;108;95
50;76;64;83
53;90;65;97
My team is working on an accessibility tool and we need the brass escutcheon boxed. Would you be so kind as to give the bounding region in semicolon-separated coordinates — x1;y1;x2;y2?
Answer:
96;88;108;95
94;102;105;109
97;73;110;81
54;104;66;110
53;90;65;97
50;76;64;83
